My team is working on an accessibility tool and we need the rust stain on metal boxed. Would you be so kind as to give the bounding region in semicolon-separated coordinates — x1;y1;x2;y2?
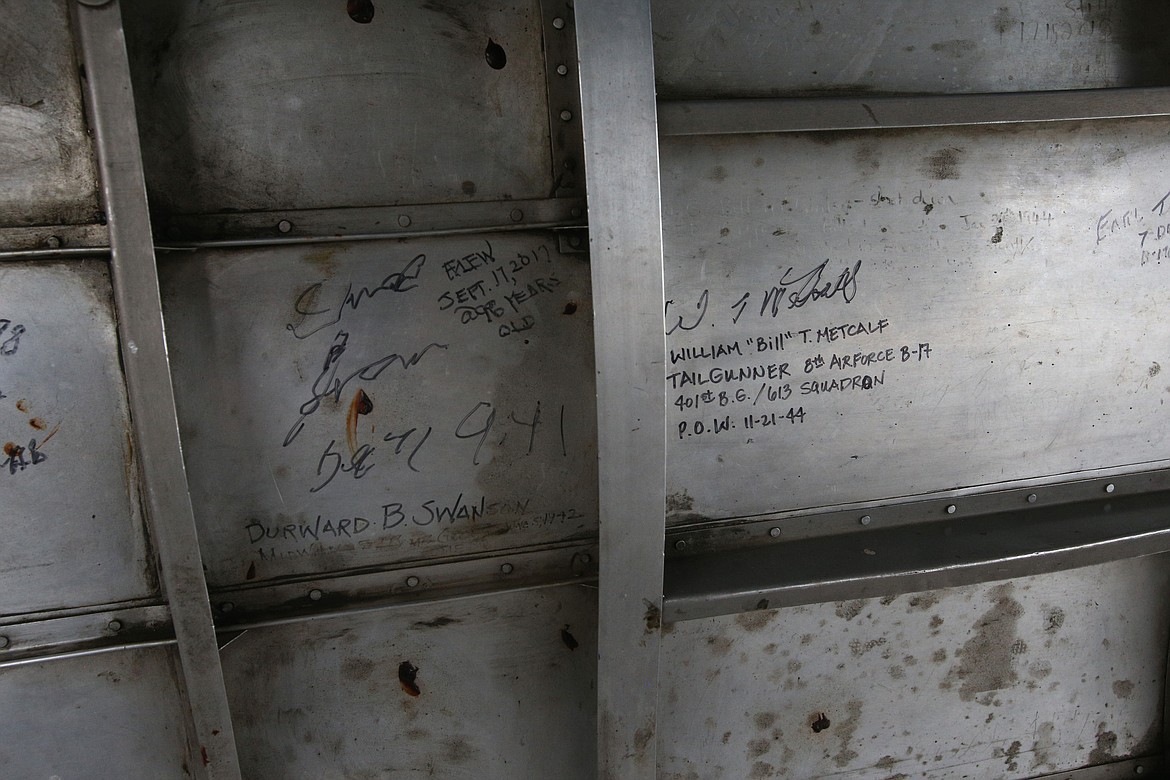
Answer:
643;599;661;632
28;417;46;430
346;388;373;454
1088;724;1118;764
735;610;775;632
14;399;28;413
834;599;867;621
398;660;421;697
2;442;17;457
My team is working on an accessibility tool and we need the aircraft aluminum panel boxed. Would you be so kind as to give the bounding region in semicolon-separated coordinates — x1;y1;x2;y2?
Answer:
0;646;196;779
0;0;99;232
658;556;1169;779
652;0;1170;100
0;261;155;616
159;234;596;588
121;0;556;217
219;585;597;779
661;118;1170;526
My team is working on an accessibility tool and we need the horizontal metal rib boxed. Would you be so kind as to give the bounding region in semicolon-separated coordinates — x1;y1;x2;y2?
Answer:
658;87;1170;136
664;490;1170;622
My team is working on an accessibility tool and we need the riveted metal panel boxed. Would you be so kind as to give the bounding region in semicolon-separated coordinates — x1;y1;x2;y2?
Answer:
0;646;196;779
0;0;100;232
0;261;155;616
121;0;555;217
219;585;597;779
652;0;1170;100
658;556;1168;779
159;234;595;588
662;119;1170;526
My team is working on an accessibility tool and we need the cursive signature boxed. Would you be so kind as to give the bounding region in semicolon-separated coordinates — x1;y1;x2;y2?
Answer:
287;253;426;340
758;259;862;317
284;330;448;446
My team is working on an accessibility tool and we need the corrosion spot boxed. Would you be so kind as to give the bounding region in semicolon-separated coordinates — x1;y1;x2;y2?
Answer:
461;180;477;196
15;400;28;413
666;491;694;512
561;625;579;650
28;417;46;430
1112;679;1134;698
347;0;374;23
991;226;1004;244
2;442;17;457
245;562;256;580
1088;724;1117;764
485;39;507;69
811;712;831;733
346;388;373;453
398;660;421;697
1149;362;1161;378
643;599;661;632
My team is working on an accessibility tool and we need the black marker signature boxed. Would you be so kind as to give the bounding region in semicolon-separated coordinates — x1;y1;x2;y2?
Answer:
760;259;861;317
284;331;448;446
287;254;426;340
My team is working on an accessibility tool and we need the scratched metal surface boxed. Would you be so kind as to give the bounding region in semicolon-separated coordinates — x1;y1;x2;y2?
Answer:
651;0;1170;100
661;118;1170;526
0;261;156;616
658;556;1168;779
120;0;554;216
159;233;595;587
220;584;596;779
0;647;195;778
0;0;99;231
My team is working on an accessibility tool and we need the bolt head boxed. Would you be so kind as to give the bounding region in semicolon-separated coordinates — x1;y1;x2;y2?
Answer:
405;575;420;588
552;16;565;29
556;64;568;76
769;526;782;537
946;504;957;514
673;539;687;551
1027;493;1038;503
500;563;514;574
859;515;872;526
1105;483;1116;493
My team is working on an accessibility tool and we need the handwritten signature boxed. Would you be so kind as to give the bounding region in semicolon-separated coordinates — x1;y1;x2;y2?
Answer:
284;331;448;446
286;253;426;340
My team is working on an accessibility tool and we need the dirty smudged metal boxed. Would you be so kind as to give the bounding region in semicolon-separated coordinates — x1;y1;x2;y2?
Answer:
0;0;100;232
219;586;597;778
652;0;1170;100
658;557;1169;779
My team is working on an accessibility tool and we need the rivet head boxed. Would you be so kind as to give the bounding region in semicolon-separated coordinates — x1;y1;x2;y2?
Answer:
0;636;9;649
397;214;412;228
308;589;323;601
107;620;122;632
556;64;568;76
405;575;420;588
509;208;524;222
567;235;583;249
1105;483;1116;493
859;515;872;526
570;206;583;218
946;504;957;514
276;219;293;233
1027;493;1038;503
559;109;573;122
552;16;565;29
220;602;234;613
44;235;62;249
1135;766;1145;775
768;526;781;538
500;563;514;574
674;539;687;551
580;553;592;564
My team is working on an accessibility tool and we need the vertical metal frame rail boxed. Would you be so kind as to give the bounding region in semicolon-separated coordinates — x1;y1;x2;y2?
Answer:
576;3;667;778
71;2;243;777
